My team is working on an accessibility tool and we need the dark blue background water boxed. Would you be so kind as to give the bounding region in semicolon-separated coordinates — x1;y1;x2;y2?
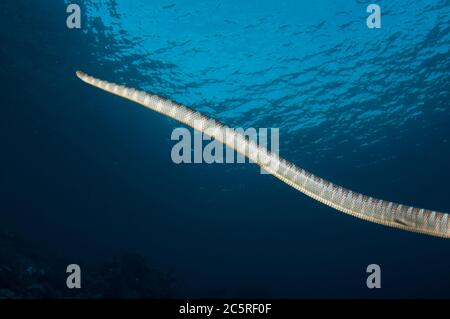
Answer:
1;0;449;298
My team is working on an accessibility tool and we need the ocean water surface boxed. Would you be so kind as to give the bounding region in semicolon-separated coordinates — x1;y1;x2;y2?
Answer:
1;0;449;298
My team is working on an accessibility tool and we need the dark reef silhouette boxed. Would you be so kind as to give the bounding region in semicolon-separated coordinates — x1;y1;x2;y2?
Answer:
0;230;177;299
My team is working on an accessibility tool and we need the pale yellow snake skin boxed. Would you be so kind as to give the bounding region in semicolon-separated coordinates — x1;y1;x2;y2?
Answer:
76;71;450;238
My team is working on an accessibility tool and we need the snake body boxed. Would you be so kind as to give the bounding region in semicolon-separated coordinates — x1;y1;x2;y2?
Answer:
76;70;450;238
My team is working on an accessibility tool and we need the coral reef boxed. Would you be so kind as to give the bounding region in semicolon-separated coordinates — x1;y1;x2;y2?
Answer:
0;231;176;299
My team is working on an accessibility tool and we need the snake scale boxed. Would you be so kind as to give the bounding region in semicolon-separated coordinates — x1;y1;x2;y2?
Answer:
76;70;450;238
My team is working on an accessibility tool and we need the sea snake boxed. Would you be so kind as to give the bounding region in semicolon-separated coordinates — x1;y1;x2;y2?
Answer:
76;70;450;238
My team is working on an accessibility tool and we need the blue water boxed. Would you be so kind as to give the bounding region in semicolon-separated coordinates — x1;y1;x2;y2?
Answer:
1;0;450;298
